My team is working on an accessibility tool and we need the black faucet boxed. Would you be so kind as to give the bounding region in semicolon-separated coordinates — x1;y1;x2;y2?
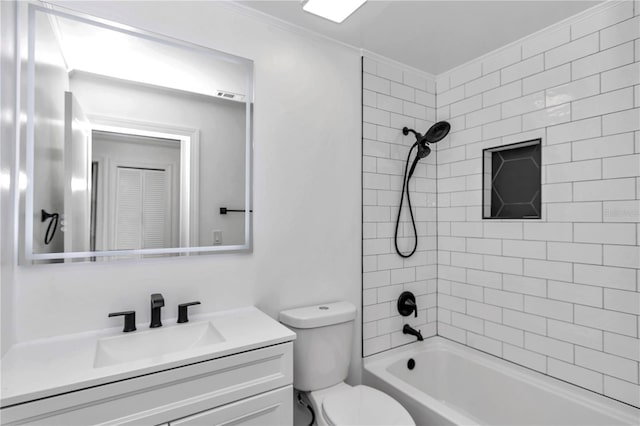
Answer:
403;324;423;341
150;293;164;328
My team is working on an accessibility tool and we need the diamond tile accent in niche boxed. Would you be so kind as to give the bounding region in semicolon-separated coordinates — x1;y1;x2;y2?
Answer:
484;140;541;219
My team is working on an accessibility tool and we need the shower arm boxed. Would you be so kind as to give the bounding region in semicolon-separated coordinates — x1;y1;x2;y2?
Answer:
402;127;420;138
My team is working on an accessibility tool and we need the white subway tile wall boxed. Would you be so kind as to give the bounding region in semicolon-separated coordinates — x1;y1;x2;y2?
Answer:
434;2;639;407
362;57;438;357
362;3;640;408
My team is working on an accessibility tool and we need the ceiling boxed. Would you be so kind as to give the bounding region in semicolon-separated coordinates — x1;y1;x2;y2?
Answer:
238;0;602;75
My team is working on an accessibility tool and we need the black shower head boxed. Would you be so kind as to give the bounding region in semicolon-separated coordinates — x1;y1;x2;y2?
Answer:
403;121;451;147
425;121;451;143
403;121;451;179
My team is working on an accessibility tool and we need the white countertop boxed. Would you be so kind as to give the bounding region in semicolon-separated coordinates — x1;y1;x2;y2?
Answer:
0;306;295;408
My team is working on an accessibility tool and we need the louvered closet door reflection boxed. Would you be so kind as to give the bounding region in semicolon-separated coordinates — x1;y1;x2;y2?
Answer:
114;167;169;250
142;169;169;249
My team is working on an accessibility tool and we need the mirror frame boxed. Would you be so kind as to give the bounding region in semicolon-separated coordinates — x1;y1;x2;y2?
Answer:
20;2;254;262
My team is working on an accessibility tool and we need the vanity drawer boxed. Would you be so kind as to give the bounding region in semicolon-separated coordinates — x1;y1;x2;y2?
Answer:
169;386;292;426
2;342;292;425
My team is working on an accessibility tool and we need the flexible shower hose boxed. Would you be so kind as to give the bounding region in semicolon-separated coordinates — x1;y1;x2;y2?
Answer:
394;143;419;258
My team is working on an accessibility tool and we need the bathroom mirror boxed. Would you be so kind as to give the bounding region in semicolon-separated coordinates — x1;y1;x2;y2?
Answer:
20;3;253;263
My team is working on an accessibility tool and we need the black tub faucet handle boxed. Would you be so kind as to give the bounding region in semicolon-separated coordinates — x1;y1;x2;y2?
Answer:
397;291;418;318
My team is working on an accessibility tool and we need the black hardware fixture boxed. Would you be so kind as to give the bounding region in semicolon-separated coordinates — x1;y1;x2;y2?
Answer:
177;301;201;323
219;207;253;215
397;291;418;317
396;121;451;258
41;209;59;245
407;358;416;370
150;293;165;328
108;311;137;332
403;324;424;341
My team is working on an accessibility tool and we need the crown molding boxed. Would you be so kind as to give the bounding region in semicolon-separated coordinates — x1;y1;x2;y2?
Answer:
219;1;360;54
212;1;624;86
361;49;437;81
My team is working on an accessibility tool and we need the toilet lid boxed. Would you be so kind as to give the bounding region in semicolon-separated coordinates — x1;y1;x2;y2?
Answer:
321;385;415;426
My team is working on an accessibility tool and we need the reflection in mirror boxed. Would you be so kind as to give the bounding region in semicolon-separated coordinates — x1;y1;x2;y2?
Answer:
22;3;253;263
91;130;181;252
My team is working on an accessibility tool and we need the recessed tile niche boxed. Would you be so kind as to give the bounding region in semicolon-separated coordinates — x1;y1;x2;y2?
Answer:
483;139;541;219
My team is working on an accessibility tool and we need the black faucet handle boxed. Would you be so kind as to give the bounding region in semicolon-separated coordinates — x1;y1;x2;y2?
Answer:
151;293;165;307
406;299;418;317
109;311;137;332
398;291;418;318
177;301;201;323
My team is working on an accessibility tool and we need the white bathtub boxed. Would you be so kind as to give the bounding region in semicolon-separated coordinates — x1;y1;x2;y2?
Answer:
364;337;639;426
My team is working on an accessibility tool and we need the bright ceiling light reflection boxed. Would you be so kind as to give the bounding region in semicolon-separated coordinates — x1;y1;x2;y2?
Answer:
302;0;367;23
19;172;28;192
0;171;10;191
71;177;87;193
51;14;248;100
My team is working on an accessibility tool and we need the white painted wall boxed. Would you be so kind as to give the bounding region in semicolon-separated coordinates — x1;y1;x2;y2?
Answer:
6;0;362;385
434;1;639;408
69;72;247;246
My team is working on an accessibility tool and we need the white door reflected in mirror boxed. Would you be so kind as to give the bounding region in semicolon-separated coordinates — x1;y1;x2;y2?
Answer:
91;130;180;252
21;2;253;263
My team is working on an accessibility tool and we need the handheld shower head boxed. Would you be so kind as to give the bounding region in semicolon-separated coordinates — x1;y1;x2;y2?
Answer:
403;121;450;161
396;120;452;259
401;120;451;184
402;127;430;159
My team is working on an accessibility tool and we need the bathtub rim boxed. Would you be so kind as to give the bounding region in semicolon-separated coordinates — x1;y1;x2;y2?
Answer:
363;336;639;425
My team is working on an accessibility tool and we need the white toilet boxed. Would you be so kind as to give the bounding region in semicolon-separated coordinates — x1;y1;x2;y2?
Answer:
279;301;415;426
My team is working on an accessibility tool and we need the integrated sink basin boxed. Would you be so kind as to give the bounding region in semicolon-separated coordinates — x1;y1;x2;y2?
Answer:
1;307;296;408
94;321;225;368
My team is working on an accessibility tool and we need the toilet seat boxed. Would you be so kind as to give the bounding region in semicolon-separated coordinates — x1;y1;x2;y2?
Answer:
321;385;414;426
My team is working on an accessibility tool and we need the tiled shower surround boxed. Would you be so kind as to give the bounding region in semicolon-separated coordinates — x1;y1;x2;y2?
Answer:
362;1;640;408
362;57;438;355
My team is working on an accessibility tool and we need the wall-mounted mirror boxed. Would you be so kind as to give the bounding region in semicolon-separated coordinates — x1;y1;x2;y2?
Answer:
20;2;253;263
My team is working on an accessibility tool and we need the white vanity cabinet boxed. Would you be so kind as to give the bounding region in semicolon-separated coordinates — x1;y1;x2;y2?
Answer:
167;387;291;425
1;342;293;425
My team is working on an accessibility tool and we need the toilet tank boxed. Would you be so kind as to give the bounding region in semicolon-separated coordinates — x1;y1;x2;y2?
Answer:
279;301;356;391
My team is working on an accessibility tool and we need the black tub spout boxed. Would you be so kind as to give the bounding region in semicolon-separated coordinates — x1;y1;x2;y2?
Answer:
403;324;424;341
